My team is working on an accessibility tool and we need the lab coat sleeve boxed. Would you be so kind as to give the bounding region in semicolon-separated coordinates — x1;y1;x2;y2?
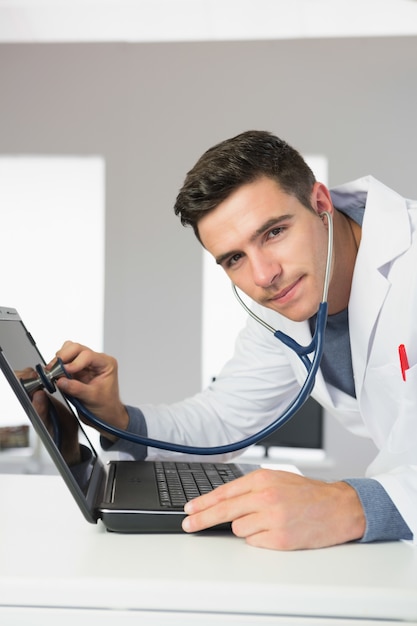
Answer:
133;313;300;463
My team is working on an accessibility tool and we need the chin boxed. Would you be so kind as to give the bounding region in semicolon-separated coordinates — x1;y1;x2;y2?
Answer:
265;301;319;323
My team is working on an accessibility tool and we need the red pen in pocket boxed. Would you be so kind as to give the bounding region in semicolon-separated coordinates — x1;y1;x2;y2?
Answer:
398;344;410;381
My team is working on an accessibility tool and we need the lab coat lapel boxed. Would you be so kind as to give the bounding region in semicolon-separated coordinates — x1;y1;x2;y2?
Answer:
348;177;411;398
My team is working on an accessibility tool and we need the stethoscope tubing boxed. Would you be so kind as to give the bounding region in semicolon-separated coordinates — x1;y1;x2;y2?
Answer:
63;211;333;455
66;304;326;455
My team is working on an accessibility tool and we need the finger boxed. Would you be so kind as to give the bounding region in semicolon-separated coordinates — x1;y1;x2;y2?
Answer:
55;375;90;399
243;529;292;551
55;342;106;377
183;481;244;517
182;501;234;532
182;490;259;533
55;341;87;363
56;348;105;380
230;506;279;540
183;469;261;515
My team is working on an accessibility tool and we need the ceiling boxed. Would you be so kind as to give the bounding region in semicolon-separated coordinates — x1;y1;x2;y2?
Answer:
1;0;417;42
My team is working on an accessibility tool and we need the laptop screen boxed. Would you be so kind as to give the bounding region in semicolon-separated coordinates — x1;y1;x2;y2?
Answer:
0;307;103;521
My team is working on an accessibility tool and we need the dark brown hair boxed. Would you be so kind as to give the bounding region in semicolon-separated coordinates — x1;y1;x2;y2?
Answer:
174;130;316;241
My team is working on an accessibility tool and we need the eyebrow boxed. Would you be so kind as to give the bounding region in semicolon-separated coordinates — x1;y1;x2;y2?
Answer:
215;214;294;266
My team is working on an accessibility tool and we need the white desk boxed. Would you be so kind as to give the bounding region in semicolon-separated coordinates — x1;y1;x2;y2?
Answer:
1;474;416;625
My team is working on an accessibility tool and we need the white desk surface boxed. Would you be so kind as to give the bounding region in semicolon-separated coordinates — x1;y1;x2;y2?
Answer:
0;473;416;626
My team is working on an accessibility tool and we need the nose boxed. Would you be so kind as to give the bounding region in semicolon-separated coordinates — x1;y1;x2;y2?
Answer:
250;251;282;288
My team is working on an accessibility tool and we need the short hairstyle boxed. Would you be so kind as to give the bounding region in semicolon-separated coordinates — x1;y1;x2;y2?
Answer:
174;130;316;241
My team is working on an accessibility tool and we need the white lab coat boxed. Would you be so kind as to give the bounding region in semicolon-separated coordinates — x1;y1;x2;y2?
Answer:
143;176;417;539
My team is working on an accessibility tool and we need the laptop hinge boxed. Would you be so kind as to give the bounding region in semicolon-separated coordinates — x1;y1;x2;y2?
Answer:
104;461;117;503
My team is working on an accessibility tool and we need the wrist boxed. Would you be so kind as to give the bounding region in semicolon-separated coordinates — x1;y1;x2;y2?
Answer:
332;481;366;542
104;404;130;442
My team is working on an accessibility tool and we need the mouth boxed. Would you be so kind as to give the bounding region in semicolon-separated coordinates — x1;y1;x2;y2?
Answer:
266;277;303;305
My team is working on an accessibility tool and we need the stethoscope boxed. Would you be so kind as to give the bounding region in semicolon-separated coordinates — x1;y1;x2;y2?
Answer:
23;211;333;456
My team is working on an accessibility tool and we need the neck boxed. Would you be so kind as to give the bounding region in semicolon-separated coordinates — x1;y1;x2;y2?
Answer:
327;211;361;315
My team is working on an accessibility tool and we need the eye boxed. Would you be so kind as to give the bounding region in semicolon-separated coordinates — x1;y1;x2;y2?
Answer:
226;253;243;268
266;226;285;240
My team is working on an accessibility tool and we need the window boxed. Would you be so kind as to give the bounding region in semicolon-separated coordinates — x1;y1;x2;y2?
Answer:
0;156;104;426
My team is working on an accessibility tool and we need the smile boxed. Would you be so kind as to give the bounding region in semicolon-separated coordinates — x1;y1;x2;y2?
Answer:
267;277;303;304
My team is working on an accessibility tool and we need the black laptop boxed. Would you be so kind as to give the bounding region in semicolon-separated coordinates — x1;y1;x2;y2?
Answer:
0;306;256;533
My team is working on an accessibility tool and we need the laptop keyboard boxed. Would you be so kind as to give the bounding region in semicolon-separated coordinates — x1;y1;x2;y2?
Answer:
155;461;242;508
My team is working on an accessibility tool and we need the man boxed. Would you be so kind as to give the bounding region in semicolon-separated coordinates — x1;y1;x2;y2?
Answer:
55;130;416;550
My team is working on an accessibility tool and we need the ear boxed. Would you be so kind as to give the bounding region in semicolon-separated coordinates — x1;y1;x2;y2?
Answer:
311;182;334;218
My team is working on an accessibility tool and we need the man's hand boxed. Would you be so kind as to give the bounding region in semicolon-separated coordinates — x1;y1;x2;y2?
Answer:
52;341;129;441
182;468;366;550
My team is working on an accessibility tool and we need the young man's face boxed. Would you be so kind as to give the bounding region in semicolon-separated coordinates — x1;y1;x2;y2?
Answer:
198;176;332;322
